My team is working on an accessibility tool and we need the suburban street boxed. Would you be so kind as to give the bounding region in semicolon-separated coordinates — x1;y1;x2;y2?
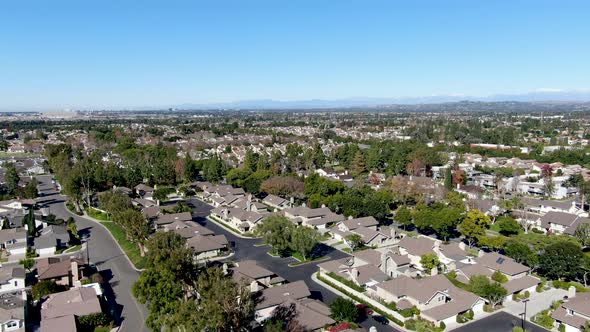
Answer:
35;175;150;332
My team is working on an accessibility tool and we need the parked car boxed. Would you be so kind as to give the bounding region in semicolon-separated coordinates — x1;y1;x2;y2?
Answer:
356;304;374;316
373;315;389;325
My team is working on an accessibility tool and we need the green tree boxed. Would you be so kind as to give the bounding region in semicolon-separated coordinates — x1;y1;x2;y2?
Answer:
420;253;440;273
256;216;294;255
113;208;150;257
459;209;490;248
504;240;534;265
67;217;79;240
144;232;195;286
344;234;363;252
290;226;319;261
444;167;453;191
133;269;183;330
395;206;413;230
19;258;35;272
4;163;19;196
496;216;521;236
22;178;38;199
193;267;256;331
312;142;326;169
330;297;359;323
491;270;508;283
32;280;67;300
539;241;583;280
469;276;507;309
574;223;590;247
478;236;507;252
351;151;366;176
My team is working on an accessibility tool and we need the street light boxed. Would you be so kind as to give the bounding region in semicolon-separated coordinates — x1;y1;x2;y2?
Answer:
521;298;530;331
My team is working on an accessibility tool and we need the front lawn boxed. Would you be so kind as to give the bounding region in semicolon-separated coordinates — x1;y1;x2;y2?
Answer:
87;207;110;221
100;222;145;269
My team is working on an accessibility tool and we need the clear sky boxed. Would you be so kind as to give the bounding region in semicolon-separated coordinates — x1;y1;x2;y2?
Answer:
1;0;589;110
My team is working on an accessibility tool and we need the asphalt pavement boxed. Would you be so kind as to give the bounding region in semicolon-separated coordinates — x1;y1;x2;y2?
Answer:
35;175;150;332
452;311;549;332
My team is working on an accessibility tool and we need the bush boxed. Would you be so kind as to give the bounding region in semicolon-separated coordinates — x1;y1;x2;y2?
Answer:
32;280;67;300
456;309;474;323
404;318;444;332
326;272;366;293
491;270;508;283
439;321;446;331
531;228;544;234
558;323;566;332
536;281;546;293
533;310;555;329
78;312;111;330
330;297;359;323
398;306;420;318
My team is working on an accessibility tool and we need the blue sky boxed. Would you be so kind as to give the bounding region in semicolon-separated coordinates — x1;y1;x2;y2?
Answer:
1;0;589;109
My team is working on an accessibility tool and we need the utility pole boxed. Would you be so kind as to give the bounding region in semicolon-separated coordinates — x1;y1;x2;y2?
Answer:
521;298;529;331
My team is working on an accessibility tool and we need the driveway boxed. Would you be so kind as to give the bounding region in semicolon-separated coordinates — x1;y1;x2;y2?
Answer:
451;311;549;332
504;288;568;318
35;175;150;332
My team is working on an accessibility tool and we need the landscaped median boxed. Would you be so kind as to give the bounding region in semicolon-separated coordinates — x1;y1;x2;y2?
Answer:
314;271;407;328
100;222;146;269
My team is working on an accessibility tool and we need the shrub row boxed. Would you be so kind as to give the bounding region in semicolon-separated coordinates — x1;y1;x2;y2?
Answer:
317;273;405;327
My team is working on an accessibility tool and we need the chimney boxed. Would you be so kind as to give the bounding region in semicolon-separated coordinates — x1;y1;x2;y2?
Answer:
222;263;229;275
250;280;259;293
459;242;466;251
568;285;576;298
457;183;460;189
223;208;228;220
348;215;353;220
247;194;252;203
390;228;397;238
290;197;294;204
302;202;307;208
321;204;326;208
71;260;80;282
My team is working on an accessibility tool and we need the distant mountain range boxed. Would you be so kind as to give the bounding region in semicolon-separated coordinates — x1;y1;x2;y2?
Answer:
175;90;590;110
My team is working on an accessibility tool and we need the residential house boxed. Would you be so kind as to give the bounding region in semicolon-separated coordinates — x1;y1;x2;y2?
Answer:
210;207;265;233
36;257;86;287
230;260;285;292
551;292;590;332
372;275;485;325
153;212;192;229
538;212;590;235
40;287;103;332
34;225;70;256
0;292;25;332
186;234;229;260
134;184;154;200
255;281;311;322
283;206;345;229
262;195;293;210
0;267;25;294
0;229;27;257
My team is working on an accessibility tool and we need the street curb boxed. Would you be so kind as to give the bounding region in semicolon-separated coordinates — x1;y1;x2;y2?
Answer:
62;203;145;272
287;255;331;267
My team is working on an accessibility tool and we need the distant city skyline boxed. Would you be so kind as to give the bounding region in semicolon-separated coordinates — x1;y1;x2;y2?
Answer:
1;0;589;110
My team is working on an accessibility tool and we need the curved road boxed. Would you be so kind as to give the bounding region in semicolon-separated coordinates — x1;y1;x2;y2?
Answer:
36;175;150;332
